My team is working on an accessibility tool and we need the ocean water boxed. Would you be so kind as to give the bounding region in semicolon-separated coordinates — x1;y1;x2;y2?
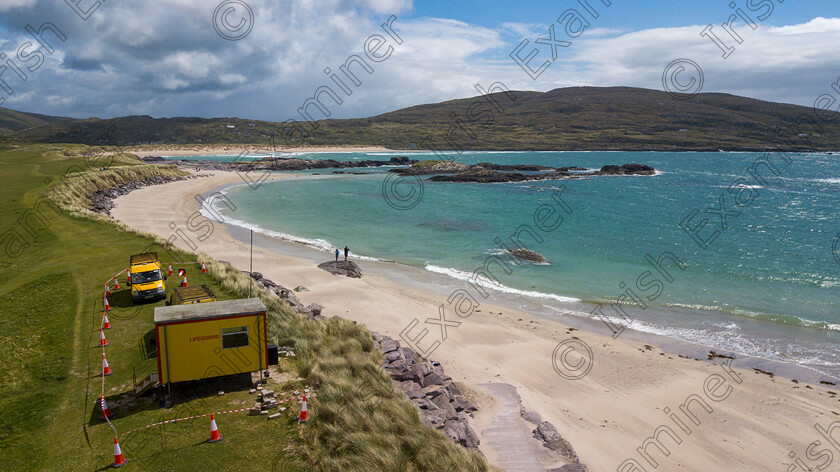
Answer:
181;151;840;378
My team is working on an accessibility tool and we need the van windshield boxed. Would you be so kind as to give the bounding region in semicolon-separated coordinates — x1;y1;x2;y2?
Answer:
133;269;162;284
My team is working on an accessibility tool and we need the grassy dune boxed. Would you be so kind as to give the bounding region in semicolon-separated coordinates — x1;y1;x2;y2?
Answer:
0;144;487;471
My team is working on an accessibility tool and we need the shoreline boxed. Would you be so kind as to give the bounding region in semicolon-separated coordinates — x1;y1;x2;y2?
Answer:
207;173;839;384
111;169;840;471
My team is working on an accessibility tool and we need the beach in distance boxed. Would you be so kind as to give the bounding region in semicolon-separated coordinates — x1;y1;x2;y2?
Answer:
112;149;840;472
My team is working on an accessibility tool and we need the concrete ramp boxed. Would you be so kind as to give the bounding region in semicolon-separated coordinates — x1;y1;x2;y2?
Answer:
479;383;546;472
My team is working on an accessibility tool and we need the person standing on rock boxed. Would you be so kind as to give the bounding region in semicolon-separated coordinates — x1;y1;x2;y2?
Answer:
344;246;349;261
334;248;339;261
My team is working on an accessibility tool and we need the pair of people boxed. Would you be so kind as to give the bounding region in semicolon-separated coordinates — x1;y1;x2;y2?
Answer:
334;246;349;261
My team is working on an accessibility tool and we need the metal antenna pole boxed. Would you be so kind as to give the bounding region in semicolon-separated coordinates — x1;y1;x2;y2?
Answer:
249;229;253;298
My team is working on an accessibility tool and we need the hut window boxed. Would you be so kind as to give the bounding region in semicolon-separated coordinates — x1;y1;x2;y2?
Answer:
222;326;249;348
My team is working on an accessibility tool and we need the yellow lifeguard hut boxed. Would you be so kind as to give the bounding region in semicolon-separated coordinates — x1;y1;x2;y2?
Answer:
154;298;269;386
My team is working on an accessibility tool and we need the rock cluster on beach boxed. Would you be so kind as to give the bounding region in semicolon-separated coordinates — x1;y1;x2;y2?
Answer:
372;332;481;450
88;175;187;216
316;260;362;278
248;271;325;321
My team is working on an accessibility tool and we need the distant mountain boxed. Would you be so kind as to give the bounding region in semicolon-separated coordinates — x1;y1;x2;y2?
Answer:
0;107;69;136
6;87;837;151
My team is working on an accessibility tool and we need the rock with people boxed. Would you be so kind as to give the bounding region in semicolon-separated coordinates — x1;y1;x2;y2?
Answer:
318;245;362;278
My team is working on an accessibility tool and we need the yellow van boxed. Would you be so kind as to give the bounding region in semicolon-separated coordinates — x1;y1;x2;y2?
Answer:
129;252;166;303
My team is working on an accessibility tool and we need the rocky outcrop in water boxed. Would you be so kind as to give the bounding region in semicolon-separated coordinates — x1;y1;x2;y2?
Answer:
507;248;547;263
396;161;655;183
595;163;656;175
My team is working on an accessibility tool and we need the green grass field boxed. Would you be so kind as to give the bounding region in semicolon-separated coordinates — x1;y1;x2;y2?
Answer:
0;144;488;471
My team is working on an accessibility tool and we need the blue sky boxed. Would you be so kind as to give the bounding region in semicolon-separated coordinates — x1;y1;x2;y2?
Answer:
410;0;839;32
0;0;839;120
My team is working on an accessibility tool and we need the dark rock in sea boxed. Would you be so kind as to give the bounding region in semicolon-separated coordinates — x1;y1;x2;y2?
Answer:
317;260;362;278
421;162;655;183
507;248;547;263
596;163;655;175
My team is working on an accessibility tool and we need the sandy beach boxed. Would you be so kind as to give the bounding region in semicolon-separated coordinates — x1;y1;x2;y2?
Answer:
121;145;416;158
112;169;840;472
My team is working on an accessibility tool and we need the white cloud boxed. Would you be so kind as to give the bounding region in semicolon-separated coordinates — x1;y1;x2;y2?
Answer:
0;0;37;12
0;1;837;122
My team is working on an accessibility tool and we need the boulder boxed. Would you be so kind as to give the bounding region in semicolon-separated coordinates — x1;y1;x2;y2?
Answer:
392;364;429;384
443;419;481;449
400;347;416;365
521;410;542;425
317;260;362;278
422;384;450;400
443;380;461;396
385;350;403;362
450;396;477;413
423;371;445;386
380;339;400;354
294;286;308;292
396;381;426;400
306;303;322;317
534;421;579;462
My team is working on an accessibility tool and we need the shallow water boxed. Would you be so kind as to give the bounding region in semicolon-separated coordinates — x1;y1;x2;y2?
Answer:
177;151;840;377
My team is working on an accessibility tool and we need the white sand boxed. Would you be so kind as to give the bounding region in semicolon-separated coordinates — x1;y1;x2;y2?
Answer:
111;169;840;471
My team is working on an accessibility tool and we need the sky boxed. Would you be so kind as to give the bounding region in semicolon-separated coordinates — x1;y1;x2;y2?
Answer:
0;0;839;121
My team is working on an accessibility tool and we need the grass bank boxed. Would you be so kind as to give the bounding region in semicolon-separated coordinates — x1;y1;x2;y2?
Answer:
0;144;488;471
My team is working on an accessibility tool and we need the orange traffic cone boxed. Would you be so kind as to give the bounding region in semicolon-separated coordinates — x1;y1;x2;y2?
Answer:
102;352;113;376
168;263;173;276
99;328;109;347
207;414;223;443
99;395;113;420
298;395;308;423
102;311;111;329
114;277;120;290
126;270;131;284
104;296;111;311
181;276;188;287
111;436;128;467
105;284;111;297
201;261;207;273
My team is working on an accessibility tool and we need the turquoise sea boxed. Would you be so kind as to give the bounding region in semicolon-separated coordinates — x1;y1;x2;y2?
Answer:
171;151;840;378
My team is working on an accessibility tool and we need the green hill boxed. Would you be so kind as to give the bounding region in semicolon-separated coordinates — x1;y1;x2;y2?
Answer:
8;86;838;150
0;107;68;136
